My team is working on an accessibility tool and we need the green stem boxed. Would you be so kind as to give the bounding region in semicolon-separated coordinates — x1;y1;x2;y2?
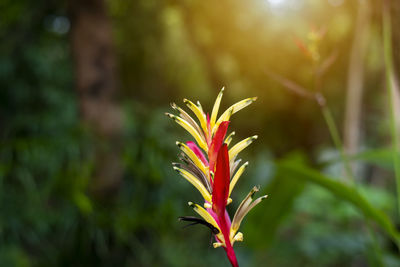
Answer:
366;220;384;267
320;103;386;261
321;105;354;183
319;96;385;262
382;0;400;218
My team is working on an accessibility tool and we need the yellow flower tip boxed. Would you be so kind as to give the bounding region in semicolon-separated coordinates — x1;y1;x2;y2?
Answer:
175;141;182;146
245;135;258;145
170;102;177;109
213;242;224;248
261;195;268;201
227;198;232;205
183;98;191;106
233;232;243;242
165;113;178;121
188;201;194;206
204;202;212;209
224;131;236;146
249;186;260;198
244;161;249;167
220;86;225;92
250;96;258;102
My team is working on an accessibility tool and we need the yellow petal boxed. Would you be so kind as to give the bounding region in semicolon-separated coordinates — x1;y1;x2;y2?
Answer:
213;97;257;135
188;202;219;229
204;202;212;209
183;99;209;138
229;136;258;160
166;113;208;152
176;142;208;176
210;87;224;130
224;131;235;146
229;162;249;196
171;103;205;141
188;202;225;244
213;242;224;248
231;232;243;246
196;101;204;113
230;186;267;238
173;167;212;202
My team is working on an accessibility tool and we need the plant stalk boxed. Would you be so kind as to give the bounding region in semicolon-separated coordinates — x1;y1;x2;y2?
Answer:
383;0;400;218
321;105;354;183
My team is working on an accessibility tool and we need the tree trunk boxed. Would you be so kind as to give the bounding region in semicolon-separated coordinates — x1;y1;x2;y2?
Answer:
68;0;123;197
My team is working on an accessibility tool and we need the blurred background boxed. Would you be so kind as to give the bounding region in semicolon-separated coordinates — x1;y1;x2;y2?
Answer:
1;0;400;266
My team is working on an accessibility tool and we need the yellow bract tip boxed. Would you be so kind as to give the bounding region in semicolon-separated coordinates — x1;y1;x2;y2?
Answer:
204;202;212;209
229;136;258;162
213;242;223;248
232;232;243;244
229;161;249;196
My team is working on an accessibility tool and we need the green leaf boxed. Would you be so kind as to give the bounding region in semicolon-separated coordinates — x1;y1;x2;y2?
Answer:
323;148;396;170
349;149;394;170
278;158;400;248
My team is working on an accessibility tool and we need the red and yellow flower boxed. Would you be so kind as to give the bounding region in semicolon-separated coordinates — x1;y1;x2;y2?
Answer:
166;88;267;267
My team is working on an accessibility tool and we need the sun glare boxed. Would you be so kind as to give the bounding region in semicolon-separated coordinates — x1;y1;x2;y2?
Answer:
267;0;287;6
264;0;298;12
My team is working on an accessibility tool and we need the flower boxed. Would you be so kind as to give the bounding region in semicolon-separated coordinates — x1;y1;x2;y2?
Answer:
166;88;267;267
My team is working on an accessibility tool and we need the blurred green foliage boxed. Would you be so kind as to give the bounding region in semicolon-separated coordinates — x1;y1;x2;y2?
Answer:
1;0;400;266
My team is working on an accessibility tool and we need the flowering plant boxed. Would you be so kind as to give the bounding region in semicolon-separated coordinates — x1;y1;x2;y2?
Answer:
166;88;267;267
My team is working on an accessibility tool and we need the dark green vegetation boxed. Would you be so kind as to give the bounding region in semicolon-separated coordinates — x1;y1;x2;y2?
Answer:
1;0;400;266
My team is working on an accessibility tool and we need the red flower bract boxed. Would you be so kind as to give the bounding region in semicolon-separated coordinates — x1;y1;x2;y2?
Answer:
212;144;230;217
208;121;230;173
